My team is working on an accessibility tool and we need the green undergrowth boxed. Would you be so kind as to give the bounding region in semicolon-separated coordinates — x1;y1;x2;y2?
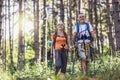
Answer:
0;55;120;80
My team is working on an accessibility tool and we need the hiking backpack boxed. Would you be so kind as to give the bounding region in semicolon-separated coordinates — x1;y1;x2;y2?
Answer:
75;22;93;42
74;22;94;61
52;32;68;48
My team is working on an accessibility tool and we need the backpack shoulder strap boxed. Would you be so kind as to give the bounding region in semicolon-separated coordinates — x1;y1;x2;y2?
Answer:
85;22;91;35
76;23;80;33
63;32;68;45
53;32;57;47
53;32;68;46
85;22;94;42
85;22;89;30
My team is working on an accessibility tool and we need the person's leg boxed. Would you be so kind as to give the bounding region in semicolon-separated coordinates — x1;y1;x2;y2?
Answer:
78;44;87;75
79;51;87;74
86;45;91;72
55;50;62;75
55;67;60;75
60;72;65;80
81;57;87;74
61;50;68;80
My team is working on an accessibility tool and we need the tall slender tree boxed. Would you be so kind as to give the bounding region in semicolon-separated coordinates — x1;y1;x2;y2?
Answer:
68;0;72;45
60;0;64;23
52;0;57;31
75;0;78;22
18;0;25;69
106;0;115;53
42;0;47;64
94;0;100;56
112;0;120;50
76;0;81;19
67;0;73;63
33;0;40;62
8;0;14;68
99;7;104;54
3;0;7;69
0;0;3;68
2;0;7;70
88;0;93;24
52;0;55;31
78;0;81;14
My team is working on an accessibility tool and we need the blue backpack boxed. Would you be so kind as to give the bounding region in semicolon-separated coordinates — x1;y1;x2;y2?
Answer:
75;22;93;42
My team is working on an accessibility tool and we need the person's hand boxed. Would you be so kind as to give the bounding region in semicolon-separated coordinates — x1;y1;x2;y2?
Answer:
74;42;78;47
50;53;53;58
72;38;74;42
69;46;74;51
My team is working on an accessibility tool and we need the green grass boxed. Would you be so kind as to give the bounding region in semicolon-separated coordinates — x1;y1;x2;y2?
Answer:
0;55;120;80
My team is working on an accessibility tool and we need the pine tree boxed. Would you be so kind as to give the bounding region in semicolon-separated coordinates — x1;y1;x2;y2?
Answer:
112;0;120;50
33;0;40;62
60;0;64;23
18;0;25;69
42;0;47;64
106;0;115;53
0;0;3;69
94;0;101;56
8;0;14;69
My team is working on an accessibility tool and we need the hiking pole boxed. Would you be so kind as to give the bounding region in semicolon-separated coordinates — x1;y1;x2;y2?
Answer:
71;47;74;77
90;43;95;75
93;43;95;75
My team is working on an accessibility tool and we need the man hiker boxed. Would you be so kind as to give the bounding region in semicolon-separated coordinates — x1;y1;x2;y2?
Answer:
72;13;95;75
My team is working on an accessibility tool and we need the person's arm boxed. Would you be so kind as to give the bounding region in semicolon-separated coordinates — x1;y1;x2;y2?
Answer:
72;32;77;43
67;32;76;50
50;43;53;55
90;31;95;39
72;24;77;43
88;22;95;39
50;33;54;57
66;33;70;48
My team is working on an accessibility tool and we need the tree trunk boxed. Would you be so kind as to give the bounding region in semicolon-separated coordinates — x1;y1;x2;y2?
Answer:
106;0;115;53
112;0;120;50
68;0;72;45
67;0;69;31
99;7;104;55
60;0;64;23
0;0;3;68
18;0;25;69
68;0;73;63
4;0;7;70
42;0;47;64
78;0;81;14
94;0;100;56
75;0;78;22
52;0;57;31
52;0;55;31
76;0;81;17
8;0;14;68
88;0;93;24
34;0;40;62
